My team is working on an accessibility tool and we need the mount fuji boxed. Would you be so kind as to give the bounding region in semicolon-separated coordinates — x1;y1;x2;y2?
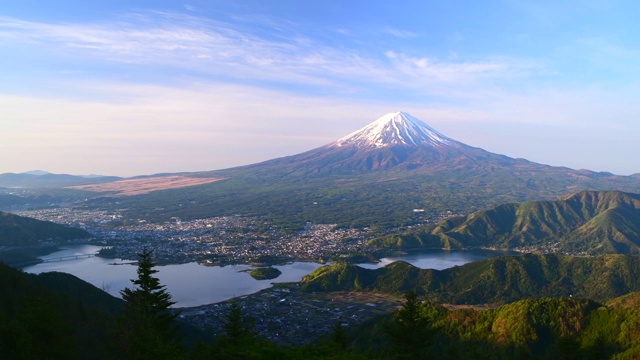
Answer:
232;111;535;175
62;112;640;227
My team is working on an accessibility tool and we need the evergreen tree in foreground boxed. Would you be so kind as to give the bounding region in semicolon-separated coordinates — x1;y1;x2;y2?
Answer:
115;248;181;359
386;291;437;359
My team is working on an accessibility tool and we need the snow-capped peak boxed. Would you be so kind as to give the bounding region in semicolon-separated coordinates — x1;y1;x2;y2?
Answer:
335;112;454;148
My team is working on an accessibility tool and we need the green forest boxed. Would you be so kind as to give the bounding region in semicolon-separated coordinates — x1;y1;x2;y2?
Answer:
3;250;640;359
369;190;640;255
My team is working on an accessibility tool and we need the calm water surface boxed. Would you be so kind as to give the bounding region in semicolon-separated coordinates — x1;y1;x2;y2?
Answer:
23;245;512;307
356;249;515;270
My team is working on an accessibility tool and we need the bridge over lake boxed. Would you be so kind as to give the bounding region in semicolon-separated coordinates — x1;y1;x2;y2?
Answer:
42;253;97;263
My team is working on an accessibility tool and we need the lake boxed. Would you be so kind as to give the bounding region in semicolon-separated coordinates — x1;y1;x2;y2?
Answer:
23;245;512;308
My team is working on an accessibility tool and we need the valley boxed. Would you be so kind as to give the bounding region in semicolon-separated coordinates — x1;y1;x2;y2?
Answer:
13;206;457;266
5;0;640;356
3;112;640;359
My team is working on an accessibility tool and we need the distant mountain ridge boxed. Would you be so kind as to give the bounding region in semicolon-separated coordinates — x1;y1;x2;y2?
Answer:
6;112;640;228
0;171;122;188
371;190;640;254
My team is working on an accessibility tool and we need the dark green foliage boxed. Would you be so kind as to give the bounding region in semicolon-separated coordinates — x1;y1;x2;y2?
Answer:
115;248;181;359
34;271;124;315
220;299;257;346
195;301;287;360
6;296;75;359
82;161;640;229
372;190;640;255
0;245;58;266
0;211;89;246
4;254;640;358
249;266;282;280
385;291;437;359
0;262;124;359
329;318;350;352
301;253;640;304
349;296;640;359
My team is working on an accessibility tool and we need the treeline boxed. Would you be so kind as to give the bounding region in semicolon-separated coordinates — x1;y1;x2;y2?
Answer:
0;211;91;266
350;292;640;359
4;250;640;359
0;211;90;247
369;190;640;255
0;262;123;358
0;253;361;360
301;253;640;304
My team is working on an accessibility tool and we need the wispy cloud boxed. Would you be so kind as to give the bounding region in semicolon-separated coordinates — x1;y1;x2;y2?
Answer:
2;76;639;175
0;12;529;96
383;27;418;38
384;51;510;82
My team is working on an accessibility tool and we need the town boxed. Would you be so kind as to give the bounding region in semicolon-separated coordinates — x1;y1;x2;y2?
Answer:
14;207;461;266
178;284;404;345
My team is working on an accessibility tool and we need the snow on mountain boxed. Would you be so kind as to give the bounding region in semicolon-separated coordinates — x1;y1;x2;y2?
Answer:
229;110;533;173
335;111;456;148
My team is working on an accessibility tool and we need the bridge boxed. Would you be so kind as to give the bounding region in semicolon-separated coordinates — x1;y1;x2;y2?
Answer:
42;253;97;263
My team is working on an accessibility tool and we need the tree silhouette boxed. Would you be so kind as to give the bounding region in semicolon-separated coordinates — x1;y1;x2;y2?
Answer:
115;248;181;359
386;291;437;359
220;299;256;346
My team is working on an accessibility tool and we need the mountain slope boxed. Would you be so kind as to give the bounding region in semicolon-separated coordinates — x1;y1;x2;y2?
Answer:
372;190;640;254
0;211;90;246
221;112;536;175
68;112;640;227
301;253;640;303
0;261;124;358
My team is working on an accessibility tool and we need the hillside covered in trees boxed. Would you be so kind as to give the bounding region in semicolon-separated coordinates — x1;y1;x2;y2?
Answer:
0;211;91;266
301;253;640;304
371;190;640;255
350;293;640;359
0;211;90;247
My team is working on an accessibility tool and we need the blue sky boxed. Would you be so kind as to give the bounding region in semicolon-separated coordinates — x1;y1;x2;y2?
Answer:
1;0;639;176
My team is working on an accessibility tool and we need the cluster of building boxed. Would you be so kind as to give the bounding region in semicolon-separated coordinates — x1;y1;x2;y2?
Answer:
15;206;464;265
15;209;380;264
179;284;404;345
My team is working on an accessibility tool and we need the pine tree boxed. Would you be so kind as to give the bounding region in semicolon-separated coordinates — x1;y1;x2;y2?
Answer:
386;291;437;359
221;299;256;346
115;248;181;359
329;318;350;352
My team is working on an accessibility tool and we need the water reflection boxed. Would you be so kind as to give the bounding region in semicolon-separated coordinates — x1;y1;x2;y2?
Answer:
24;245;511;307
357;249;514;270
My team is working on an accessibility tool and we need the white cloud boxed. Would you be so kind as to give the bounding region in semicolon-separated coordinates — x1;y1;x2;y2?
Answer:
0;82;401;176
1;10;639;176
1;78;639;176
384;51;520;82
0;12;529;95
383;27;419;38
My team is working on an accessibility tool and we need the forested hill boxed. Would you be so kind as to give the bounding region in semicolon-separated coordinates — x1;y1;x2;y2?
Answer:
0;261;123;358
301;253;640;304
371;190;640;255
350;295;640;359
0;211;90;246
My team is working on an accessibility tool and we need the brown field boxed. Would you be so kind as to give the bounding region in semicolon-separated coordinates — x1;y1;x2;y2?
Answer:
68;176;224;196
442;303;500;311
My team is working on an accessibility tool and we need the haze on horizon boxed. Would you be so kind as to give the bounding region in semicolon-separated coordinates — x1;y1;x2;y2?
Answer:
1;1;639;177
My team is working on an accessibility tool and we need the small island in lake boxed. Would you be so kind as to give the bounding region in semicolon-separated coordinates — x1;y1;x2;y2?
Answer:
250;267;282;280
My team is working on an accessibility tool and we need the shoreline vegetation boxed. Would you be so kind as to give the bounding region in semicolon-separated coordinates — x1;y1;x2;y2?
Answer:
34;243;523;267
249;267;282;280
